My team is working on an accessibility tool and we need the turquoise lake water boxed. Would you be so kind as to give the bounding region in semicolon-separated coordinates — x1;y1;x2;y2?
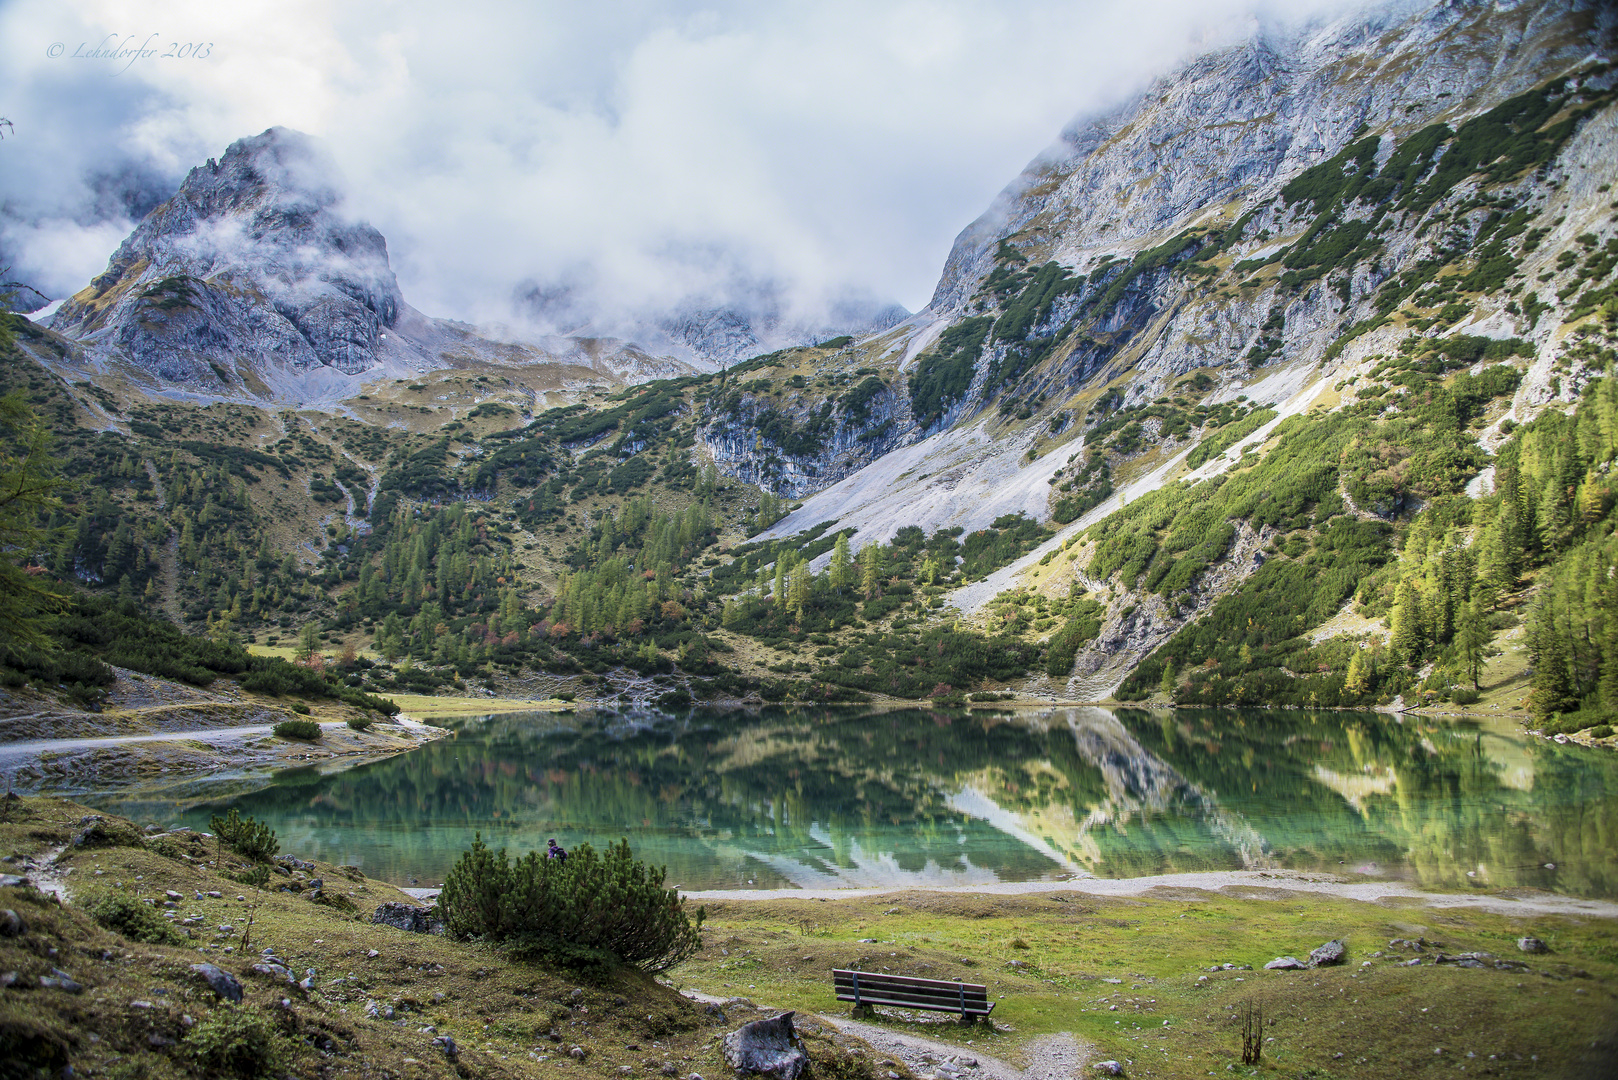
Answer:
86;705;1618;897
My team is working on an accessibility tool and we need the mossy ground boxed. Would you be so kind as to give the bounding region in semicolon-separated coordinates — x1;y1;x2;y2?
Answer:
0;796;894;1080
668;889;1618;1080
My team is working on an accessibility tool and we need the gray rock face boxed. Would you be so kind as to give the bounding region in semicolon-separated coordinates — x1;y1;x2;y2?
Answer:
1310;940;1347;966
722;1012;809;1080
51;127;402;384
701;0;1617;499
929;0;1608;316
189;962;243;1002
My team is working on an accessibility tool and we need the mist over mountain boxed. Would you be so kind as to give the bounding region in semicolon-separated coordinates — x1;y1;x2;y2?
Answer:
515;274;908;367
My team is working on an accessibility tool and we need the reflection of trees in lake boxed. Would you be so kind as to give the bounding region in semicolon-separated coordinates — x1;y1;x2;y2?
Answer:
88;705;1618;897
1104;709;1618;896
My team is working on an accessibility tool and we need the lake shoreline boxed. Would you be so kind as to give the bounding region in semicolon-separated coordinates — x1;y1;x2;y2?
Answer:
398;868;1618;920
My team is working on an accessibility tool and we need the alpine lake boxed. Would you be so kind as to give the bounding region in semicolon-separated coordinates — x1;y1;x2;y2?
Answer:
81;704;1618;901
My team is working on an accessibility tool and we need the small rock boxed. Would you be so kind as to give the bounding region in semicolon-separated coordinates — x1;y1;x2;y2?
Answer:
189;963;243;1003
0;875;26;889
0;909;24;937
205;891;221;899
129;1000;154;1009
248;962;293;982
1264;957;1308;970
366;949;380;959
1518;937;1549;954
857;938;878;944
40;968;84;993
164;890;182;902
570;1046;587;1060
432;1035;459;1060
1093;1063;1124;1077
0;971;19;988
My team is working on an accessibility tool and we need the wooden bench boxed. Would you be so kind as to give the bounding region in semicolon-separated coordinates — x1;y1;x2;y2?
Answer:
832;969;994;1021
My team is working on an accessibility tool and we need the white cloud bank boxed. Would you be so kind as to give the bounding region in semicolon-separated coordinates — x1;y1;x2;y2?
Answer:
0;0;1359;328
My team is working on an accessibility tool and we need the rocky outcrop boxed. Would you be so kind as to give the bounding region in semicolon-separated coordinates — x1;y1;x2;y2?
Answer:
697;372;917;497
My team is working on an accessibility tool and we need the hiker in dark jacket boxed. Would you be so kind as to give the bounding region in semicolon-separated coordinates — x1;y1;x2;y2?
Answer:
546;838;567;862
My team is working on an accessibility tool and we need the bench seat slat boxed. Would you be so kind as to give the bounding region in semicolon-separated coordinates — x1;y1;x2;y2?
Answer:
832;990;995;1015
832;988;991;1008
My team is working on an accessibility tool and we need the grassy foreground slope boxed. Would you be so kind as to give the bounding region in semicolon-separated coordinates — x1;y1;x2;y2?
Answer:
0;796;887;1080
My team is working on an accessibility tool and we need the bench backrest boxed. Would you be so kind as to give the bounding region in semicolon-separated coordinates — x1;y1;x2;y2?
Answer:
832;969;991;1013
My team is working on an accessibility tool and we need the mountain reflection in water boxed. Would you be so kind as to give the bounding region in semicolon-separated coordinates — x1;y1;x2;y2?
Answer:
84;706;1618;897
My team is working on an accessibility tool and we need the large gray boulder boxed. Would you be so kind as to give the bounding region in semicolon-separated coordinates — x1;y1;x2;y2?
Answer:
1310;940;1347;967
722;1012;809;1080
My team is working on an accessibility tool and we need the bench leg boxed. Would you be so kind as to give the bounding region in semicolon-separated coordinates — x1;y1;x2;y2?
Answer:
851;1004;876;1020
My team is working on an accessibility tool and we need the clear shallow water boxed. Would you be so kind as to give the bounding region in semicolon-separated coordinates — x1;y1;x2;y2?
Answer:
85;706;1618;898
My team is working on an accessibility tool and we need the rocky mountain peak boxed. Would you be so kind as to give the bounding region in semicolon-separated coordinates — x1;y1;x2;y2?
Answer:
50;126;403;384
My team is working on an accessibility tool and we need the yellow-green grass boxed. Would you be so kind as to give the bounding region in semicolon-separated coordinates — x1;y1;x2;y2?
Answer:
670;889;1618;1079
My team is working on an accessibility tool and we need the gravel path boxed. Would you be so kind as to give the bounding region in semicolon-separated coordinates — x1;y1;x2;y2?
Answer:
822;1018;1094;1080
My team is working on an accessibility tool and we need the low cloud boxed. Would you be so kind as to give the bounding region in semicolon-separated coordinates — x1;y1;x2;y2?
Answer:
1;0;1360;328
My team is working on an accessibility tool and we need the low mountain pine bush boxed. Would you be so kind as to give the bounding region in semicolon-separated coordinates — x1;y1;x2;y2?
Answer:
439;836;703;972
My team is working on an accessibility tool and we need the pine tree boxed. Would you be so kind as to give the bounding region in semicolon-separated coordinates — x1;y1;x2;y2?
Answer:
1159;661;1176;700
0;390;66;647
1344;649;1370;696
829;533;852;591
859;542;882;600
1390;579;1424;664
1528;604;1576;720
788;562;811;621
1454;598;1488;691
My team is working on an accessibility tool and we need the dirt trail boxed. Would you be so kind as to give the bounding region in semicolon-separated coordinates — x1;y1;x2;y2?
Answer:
823;1018;1094;1080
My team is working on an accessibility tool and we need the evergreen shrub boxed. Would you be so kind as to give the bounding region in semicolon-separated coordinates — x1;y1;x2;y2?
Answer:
209;808;279;862
272;719;321;741
86;892;184;945
439;836;703;972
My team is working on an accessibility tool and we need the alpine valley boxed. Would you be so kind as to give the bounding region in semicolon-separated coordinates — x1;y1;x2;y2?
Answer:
8;3;1618;1079
6;0;1618;740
